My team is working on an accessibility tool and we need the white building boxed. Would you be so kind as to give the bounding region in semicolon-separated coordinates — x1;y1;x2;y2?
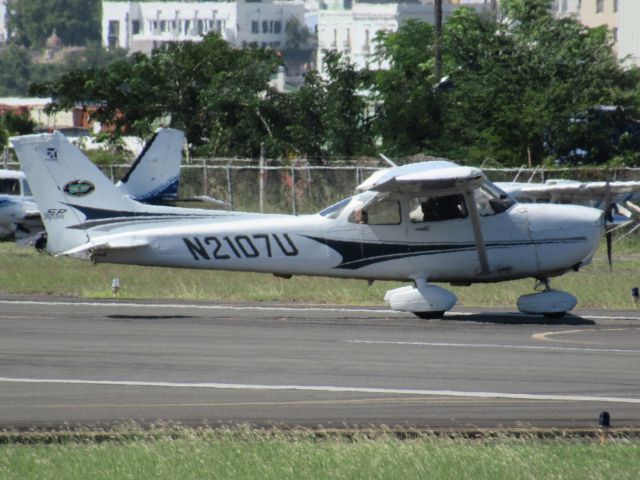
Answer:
317;0;489;77
552;0;581;17
617;0;640;67
102;0;306;54
0;0;7;43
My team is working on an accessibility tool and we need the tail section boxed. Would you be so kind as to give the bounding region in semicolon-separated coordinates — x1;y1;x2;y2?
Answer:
11;131;140;255
115;128;185;204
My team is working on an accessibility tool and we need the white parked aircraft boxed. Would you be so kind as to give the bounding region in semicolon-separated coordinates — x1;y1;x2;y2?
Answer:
13;131;605;319
0;128;185;240
498;179;640;211
0;169;41;239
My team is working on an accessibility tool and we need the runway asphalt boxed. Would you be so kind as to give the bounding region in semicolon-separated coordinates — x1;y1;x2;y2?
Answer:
1;294;639;430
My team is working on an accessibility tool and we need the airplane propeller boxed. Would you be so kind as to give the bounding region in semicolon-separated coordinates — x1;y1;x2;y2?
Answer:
604;181;613;270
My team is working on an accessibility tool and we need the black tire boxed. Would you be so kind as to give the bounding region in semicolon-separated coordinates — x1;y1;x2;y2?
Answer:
414;311;445;320
543;312;566;319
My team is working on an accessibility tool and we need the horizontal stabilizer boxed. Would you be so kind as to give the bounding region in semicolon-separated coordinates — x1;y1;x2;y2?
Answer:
59;237;149;257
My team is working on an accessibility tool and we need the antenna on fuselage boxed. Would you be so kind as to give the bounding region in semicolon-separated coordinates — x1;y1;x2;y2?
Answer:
379;154;397;168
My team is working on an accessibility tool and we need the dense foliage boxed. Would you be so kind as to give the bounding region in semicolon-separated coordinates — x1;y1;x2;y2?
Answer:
0;42;127;97
5;0;101;48
26;0;640;165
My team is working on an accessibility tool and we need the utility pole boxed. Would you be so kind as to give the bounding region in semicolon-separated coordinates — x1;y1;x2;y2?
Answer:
434;0;443;82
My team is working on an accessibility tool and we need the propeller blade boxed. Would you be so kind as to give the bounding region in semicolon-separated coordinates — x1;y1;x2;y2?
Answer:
604;180;614;223
604;179;613;270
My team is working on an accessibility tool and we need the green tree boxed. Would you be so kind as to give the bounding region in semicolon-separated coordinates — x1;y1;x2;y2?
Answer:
6;0;101;47
0;44;32;95
32;34;283;157
0;111;36;147
322;51;373;157
285;71;327;162
369;20;443;156
442;0;635;165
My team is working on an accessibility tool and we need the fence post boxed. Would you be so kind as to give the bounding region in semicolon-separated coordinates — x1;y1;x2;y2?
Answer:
202;158;208;197
259;142;265;213
291;166;297;216
226;162;234;211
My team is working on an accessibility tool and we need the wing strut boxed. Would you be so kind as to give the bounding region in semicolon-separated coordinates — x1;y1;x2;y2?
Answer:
461;189;490;274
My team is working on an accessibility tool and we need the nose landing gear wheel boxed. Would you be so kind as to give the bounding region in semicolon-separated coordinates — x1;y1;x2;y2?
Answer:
517;278;576;318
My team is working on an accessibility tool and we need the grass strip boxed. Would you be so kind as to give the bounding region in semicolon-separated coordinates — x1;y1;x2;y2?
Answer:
1;426;640;480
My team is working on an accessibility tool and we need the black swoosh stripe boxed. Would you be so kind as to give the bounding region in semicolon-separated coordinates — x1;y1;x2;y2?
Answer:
305;236;587;269
64;203;227;229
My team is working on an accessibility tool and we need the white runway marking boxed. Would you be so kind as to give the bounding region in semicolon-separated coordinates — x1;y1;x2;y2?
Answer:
0;299;401;315
2;299;640;321
0;377;639;404
0;300;640;321
347;340;640;355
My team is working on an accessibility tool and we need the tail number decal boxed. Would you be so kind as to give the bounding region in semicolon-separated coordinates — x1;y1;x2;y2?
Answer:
183;234;298;261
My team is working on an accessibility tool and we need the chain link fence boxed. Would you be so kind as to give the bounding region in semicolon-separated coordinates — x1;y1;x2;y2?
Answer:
4;150;640;215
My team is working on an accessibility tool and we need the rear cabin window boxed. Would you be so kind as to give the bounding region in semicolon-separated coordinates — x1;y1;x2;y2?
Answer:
0;178;20;195
348;198;401;225
409;194;467;222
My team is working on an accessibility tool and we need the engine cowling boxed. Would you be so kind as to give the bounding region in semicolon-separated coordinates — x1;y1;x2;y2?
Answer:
385;284;457;314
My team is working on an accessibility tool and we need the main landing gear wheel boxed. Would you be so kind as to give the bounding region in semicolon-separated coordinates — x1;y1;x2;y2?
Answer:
414;311;445;320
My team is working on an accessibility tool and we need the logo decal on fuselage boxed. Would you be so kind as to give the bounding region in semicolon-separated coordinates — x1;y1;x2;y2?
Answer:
63;180;95;197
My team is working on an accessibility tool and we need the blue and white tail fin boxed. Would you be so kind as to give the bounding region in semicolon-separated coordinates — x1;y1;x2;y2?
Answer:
11;131;142;255
115;128;185;204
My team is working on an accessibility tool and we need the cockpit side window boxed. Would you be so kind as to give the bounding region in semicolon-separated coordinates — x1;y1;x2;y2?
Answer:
409;194;467;222
0;178;20;195
348;198;401;225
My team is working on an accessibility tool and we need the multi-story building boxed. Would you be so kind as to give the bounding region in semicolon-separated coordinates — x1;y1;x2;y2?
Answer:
552;0;581;17
102;0;306;54
316;0;489;77
617;0;640;66
578;0;617;41
0;0;7;43
576;0;639;66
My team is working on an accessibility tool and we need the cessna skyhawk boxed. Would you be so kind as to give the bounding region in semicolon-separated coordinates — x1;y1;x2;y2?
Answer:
12;131;604;319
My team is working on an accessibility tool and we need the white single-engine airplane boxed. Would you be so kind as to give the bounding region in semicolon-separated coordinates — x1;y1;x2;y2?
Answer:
0;128;184;241
13;131;605;319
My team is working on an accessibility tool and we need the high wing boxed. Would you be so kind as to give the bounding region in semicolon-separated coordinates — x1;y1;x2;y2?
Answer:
357;161;484;195
498;180;640;207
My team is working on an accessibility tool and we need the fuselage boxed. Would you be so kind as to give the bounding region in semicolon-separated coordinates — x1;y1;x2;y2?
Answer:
88;193;604;284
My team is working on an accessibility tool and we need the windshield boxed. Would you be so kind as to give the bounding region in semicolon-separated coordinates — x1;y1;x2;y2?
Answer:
474;181;516;216
22;180;32;196
319;197;352;219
